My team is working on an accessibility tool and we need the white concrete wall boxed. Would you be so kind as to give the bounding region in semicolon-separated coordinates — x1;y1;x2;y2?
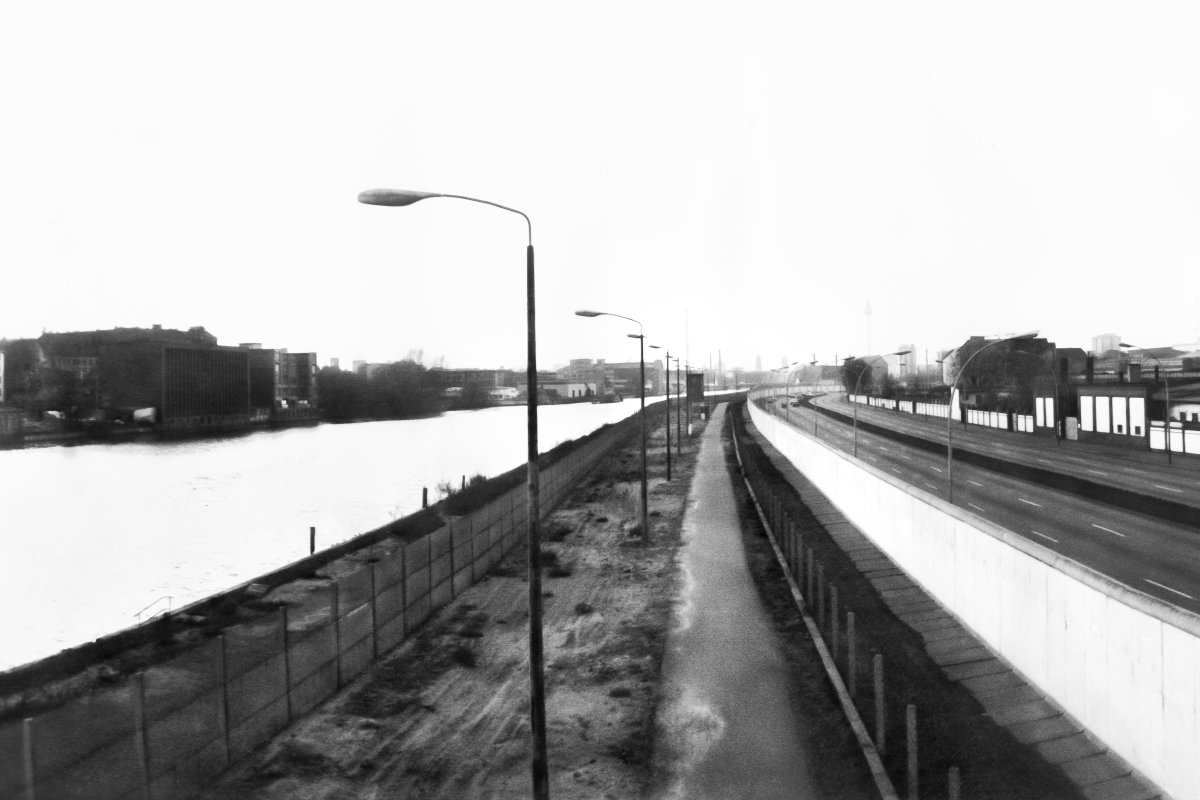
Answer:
749;400;1200;799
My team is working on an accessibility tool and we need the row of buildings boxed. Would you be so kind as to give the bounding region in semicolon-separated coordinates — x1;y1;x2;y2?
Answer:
778;332;1200;454
0;325;319;439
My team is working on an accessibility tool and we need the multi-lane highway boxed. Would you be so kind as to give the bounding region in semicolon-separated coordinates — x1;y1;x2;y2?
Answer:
757;393;1200;615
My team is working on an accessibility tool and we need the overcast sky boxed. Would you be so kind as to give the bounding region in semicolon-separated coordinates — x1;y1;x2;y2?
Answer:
4;3;1199;373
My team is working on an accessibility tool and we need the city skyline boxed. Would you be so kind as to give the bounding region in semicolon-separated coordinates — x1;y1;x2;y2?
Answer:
3;4;1199;377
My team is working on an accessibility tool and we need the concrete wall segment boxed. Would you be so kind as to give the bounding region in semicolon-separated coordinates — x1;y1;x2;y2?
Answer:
748;399;1200;799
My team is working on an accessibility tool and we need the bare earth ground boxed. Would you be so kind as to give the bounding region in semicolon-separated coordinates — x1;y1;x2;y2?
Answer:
201;411;701;800
200;406;875;799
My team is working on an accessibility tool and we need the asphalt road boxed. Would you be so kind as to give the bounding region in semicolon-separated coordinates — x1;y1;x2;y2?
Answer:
757;394;1200;615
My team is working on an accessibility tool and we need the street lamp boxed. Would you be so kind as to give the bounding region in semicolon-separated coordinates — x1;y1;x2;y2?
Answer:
786;359;819;427
357;188;549;799
575;310;649;544
1120;342;1172;464
648;345;671;480
944;331;1038;502
852;351;911;457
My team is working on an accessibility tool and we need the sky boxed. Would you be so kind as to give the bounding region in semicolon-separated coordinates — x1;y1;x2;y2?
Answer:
3;2;1199;375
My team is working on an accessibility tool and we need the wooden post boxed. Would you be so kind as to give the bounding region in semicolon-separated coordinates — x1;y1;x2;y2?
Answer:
848;612;857;698
831;586;840;663
817;564;826;633
21;717;34;800
309;526;316;555
806;549;815;606
907;704;918;800
422;486;428;508
874;653;885;754
134;673;151;800
948;767;961;800
282;605;293;722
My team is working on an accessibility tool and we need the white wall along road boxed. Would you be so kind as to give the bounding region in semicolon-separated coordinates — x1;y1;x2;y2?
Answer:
771;395;1200;614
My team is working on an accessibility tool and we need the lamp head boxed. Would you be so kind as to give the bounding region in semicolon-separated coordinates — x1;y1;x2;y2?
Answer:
627;333;644;340
575;310;603;318
1119;343;1134;349
357;189;440;207
894;350;912;356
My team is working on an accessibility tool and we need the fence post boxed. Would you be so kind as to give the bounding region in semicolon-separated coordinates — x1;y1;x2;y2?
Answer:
830;586;840;663
806;549;815;606
218;634;231;766
874;653;885;754
21;717;34;800
332;581;343;688
848;612;857;698
370;560;379;661
134;672;151;800
282;605;293;722
948;766;961;800
310;526;316;555
817;564;826;633
907;704;918;800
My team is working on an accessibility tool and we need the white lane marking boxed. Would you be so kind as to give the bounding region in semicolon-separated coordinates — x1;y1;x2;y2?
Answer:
1036;458;1052;464
868;455;878;461
1018;498;1042;508
1092;523;1126;538
879;446;890;452
967;480;984;487
968;503;987;513
924;482;939;491
891;468;903;475
930;466;943;473
899;454;912;460
1031;530;1059;543
1154;484;1184;494
1086;469;1109;477
1145;579;1195;600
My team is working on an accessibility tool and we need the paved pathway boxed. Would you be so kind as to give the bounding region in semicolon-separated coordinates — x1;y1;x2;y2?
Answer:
654;404;820;799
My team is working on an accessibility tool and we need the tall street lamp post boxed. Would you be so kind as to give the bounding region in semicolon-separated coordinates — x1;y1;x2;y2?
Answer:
576;310;649;543
357;188;550;800
852;351;911;457
648;345;671;480
944;331;1038;503
1120;342;1172;464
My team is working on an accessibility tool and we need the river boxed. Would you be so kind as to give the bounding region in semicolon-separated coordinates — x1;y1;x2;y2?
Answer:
0;399;646;672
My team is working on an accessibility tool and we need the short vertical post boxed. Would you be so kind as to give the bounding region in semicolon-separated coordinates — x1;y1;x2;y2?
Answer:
907;704;918;800
848;612;857;698
422;486;428;508
282;605;293;721
133;673;150;800
310;526;316;555
218;634;231;766
21;717;34;800
948;767;961;800
874;653;885;754
817;564;826;632
830;586;840;663
806;549;815;606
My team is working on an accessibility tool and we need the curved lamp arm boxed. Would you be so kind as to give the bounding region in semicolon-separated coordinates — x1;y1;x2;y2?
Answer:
359;189;532;246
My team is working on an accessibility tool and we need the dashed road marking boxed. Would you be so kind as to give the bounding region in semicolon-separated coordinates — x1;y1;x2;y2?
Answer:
1087;469;1109;477
1036;458;1052;464
1031;530;1059;543
1018;498;1042;508
931;466;943;473
1154;485;1184;494
968;503;987;513
925;482;939;491
967;480;984;487
1145;579;1195;600
1092;523;1126;538
891;468;903;475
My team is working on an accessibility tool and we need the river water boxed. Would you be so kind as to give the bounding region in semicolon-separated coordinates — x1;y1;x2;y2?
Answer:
0;399;644;672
